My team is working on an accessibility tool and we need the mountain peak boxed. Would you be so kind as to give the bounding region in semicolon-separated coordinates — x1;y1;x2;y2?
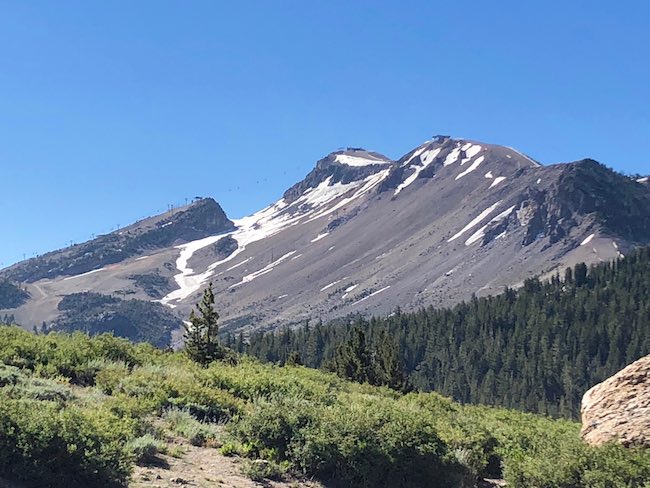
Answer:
4;134;650;344
282;149;394;204
328;148;393;167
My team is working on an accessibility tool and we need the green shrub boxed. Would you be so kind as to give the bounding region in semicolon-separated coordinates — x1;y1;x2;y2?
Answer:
95;360;131;394
163;408;221;447
126;434;167;465
111;363;243;419
241;459;289;482
501;439;650;488
0;327;145;383
0;394;133;487
1;363;74;404
0;363;21;386
13;377;74;403
230;394;462;487
219;441;241;457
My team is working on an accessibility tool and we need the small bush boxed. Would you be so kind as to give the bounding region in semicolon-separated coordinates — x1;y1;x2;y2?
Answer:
126;434;167;465
0;364;21;386
95;361;131;394
14;377;74;403
163;408;221;446
219;441;241;457
167;444;186;458
241;459;289;482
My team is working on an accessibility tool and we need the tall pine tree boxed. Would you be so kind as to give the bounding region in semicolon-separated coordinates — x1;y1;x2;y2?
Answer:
184;282;221;366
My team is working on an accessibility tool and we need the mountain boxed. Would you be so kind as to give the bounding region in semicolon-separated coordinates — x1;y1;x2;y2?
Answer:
2;136;650;343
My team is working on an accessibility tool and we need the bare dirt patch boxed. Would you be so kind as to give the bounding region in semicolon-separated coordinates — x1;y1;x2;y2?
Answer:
130;437;323;488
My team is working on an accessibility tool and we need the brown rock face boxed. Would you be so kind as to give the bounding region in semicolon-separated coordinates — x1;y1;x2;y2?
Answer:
580;354;650;447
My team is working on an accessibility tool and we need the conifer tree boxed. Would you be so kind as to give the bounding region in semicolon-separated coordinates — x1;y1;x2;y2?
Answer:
335;326;374;383
374;329;407;391
286;350;302;366
184;282;221;366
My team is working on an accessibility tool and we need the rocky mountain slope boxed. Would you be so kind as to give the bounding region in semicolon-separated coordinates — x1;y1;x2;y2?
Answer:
2;136;649;342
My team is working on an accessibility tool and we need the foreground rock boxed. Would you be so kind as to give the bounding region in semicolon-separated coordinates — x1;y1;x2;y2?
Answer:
581;354;650;447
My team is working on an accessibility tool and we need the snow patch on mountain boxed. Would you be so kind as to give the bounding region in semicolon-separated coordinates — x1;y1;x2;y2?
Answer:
465;205;516;246
159;234;228;306
395;148;441;195
489;176;506;188
320;279;343;292
227;257;252;271
443;147;462;166
341;284;358;299
581;234;595;246
401;146;429;167
506;147;540;167
335;154;390;167
460;145;482;165
307;169;390;221
456;155;485;180
299;177;358;207
229;250;297;288
161;236;228;302
351;285;391;306
448;201;502;242
311;232;329;242
63;268;106;281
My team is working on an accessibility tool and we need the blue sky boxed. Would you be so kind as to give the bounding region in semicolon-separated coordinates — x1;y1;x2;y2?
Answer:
1;1;648;267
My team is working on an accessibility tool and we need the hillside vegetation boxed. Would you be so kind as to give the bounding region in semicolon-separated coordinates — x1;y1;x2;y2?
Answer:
246;246;650;419
0;326;648;487
53;292;182;347
0;281;29;309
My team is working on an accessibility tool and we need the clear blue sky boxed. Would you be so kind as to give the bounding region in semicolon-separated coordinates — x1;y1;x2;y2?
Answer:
1;1;648;267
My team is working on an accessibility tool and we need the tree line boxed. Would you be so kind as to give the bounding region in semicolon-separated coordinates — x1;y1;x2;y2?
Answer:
242;246;650;419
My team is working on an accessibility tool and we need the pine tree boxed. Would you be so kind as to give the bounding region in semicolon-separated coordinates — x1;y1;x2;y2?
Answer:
334;326;374;383
374;329;407;391
184;282;221;366
286;350;302;366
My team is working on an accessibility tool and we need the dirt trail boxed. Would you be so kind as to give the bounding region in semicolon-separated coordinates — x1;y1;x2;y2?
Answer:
31;282;48;299
130;438;323;488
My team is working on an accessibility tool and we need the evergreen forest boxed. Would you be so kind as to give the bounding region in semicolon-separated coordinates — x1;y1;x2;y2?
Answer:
244;246;650;419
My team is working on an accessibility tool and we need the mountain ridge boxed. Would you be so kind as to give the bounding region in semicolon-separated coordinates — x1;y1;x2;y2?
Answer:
2;136;649;342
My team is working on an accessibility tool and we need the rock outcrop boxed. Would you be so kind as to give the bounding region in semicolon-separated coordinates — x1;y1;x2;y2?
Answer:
580;354;650;447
